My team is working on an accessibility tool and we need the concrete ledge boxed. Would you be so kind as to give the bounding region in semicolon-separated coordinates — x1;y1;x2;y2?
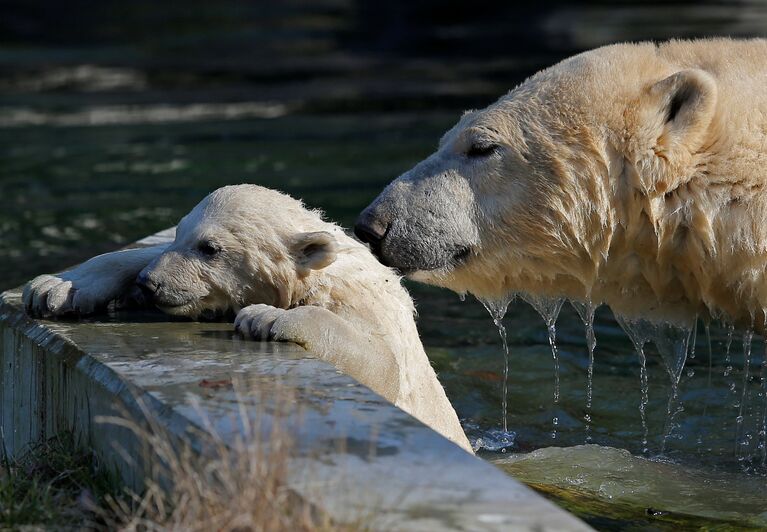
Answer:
0;234;590;530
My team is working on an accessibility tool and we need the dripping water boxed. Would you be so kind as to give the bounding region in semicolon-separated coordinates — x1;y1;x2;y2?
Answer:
572;300;597;443
723;323;738;407
661;325;693;453
524;294;565;439
615;317;696;454
652;319;695;454
689;320;698;360
478;295;516;451
735;328;754;459
699;322;714;447
616;316;651;454
761;361;767;466
725;323;735;364
705;322;714;388
761;313;767;466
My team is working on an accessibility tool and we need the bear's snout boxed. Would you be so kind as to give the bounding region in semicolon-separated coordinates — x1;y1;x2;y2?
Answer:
354;210;389;258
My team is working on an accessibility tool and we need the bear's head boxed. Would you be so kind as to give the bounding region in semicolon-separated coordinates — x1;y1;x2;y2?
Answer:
356;43;722;322
137;185;338;320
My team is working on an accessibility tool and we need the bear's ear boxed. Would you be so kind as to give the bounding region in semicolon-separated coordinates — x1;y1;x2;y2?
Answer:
290;231;338;274
648;69;717;157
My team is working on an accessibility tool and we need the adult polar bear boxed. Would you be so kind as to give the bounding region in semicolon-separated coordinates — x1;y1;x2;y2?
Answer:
24;185;472;452
355;39;767;328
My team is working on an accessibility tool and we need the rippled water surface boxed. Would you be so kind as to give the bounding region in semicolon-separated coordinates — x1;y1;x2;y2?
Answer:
3;1;767;528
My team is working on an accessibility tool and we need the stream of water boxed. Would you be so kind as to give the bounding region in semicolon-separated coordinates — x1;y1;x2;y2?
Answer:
476;296;517;452
572;301;597;443
523;295;565;439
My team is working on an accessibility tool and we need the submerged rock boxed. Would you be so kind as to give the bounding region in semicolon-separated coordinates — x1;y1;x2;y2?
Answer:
494;444;767;528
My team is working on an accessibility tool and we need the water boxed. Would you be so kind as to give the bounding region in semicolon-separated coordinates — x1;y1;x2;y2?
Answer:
523;295;565;438
429;303;767;526
656;321;695;453
496;445;767;529
572;301;597;443
477;296;516;451
614;317;652;453
699;322;714;446
5;2;767;529
736;329;754;460
761;327;767;466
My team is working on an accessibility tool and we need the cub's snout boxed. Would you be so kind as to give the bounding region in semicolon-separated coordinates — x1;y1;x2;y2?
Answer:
135;269;159;301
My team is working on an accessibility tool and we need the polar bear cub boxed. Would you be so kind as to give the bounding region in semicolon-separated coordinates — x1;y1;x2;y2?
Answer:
24;185;472;452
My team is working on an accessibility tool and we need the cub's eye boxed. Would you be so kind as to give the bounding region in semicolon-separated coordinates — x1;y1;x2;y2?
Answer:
466;142;500;158
198;241;221;257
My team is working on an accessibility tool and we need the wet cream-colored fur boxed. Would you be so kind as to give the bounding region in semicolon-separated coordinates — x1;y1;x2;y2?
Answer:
360;39;767;327
24;185;472;452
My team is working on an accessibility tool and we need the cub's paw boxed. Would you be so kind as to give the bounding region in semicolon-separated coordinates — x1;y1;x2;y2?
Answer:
234;304;288;340
23;271;112;318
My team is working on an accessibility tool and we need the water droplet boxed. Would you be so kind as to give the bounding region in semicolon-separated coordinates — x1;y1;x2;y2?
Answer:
725;324;735;363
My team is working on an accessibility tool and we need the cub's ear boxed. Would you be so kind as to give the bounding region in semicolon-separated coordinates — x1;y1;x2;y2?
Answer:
649;69;717;157
290;231;338;274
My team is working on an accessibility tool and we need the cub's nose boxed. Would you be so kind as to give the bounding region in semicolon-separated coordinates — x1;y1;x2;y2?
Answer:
136;271;159;298
354;212;389;255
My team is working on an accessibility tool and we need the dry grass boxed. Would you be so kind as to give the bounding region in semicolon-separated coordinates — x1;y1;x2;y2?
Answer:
94;381;360;532
1;382;366;531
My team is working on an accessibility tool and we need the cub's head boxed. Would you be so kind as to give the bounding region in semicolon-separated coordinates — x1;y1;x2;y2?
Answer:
355;43;719;312
136;185;338;320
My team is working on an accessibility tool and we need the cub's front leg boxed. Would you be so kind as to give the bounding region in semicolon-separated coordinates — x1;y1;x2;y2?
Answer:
23;244;168;318
235;304;401;403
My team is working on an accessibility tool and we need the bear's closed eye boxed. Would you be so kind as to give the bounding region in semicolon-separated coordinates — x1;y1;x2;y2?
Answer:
466;143;499;158
198;241;221;257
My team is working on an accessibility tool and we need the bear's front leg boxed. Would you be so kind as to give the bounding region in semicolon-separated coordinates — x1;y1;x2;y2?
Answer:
23;244;168;318
235;304;401;403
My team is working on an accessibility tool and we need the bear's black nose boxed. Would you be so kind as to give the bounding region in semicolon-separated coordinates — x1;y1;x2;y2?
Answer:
354;214;389;256
136;271;159;300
